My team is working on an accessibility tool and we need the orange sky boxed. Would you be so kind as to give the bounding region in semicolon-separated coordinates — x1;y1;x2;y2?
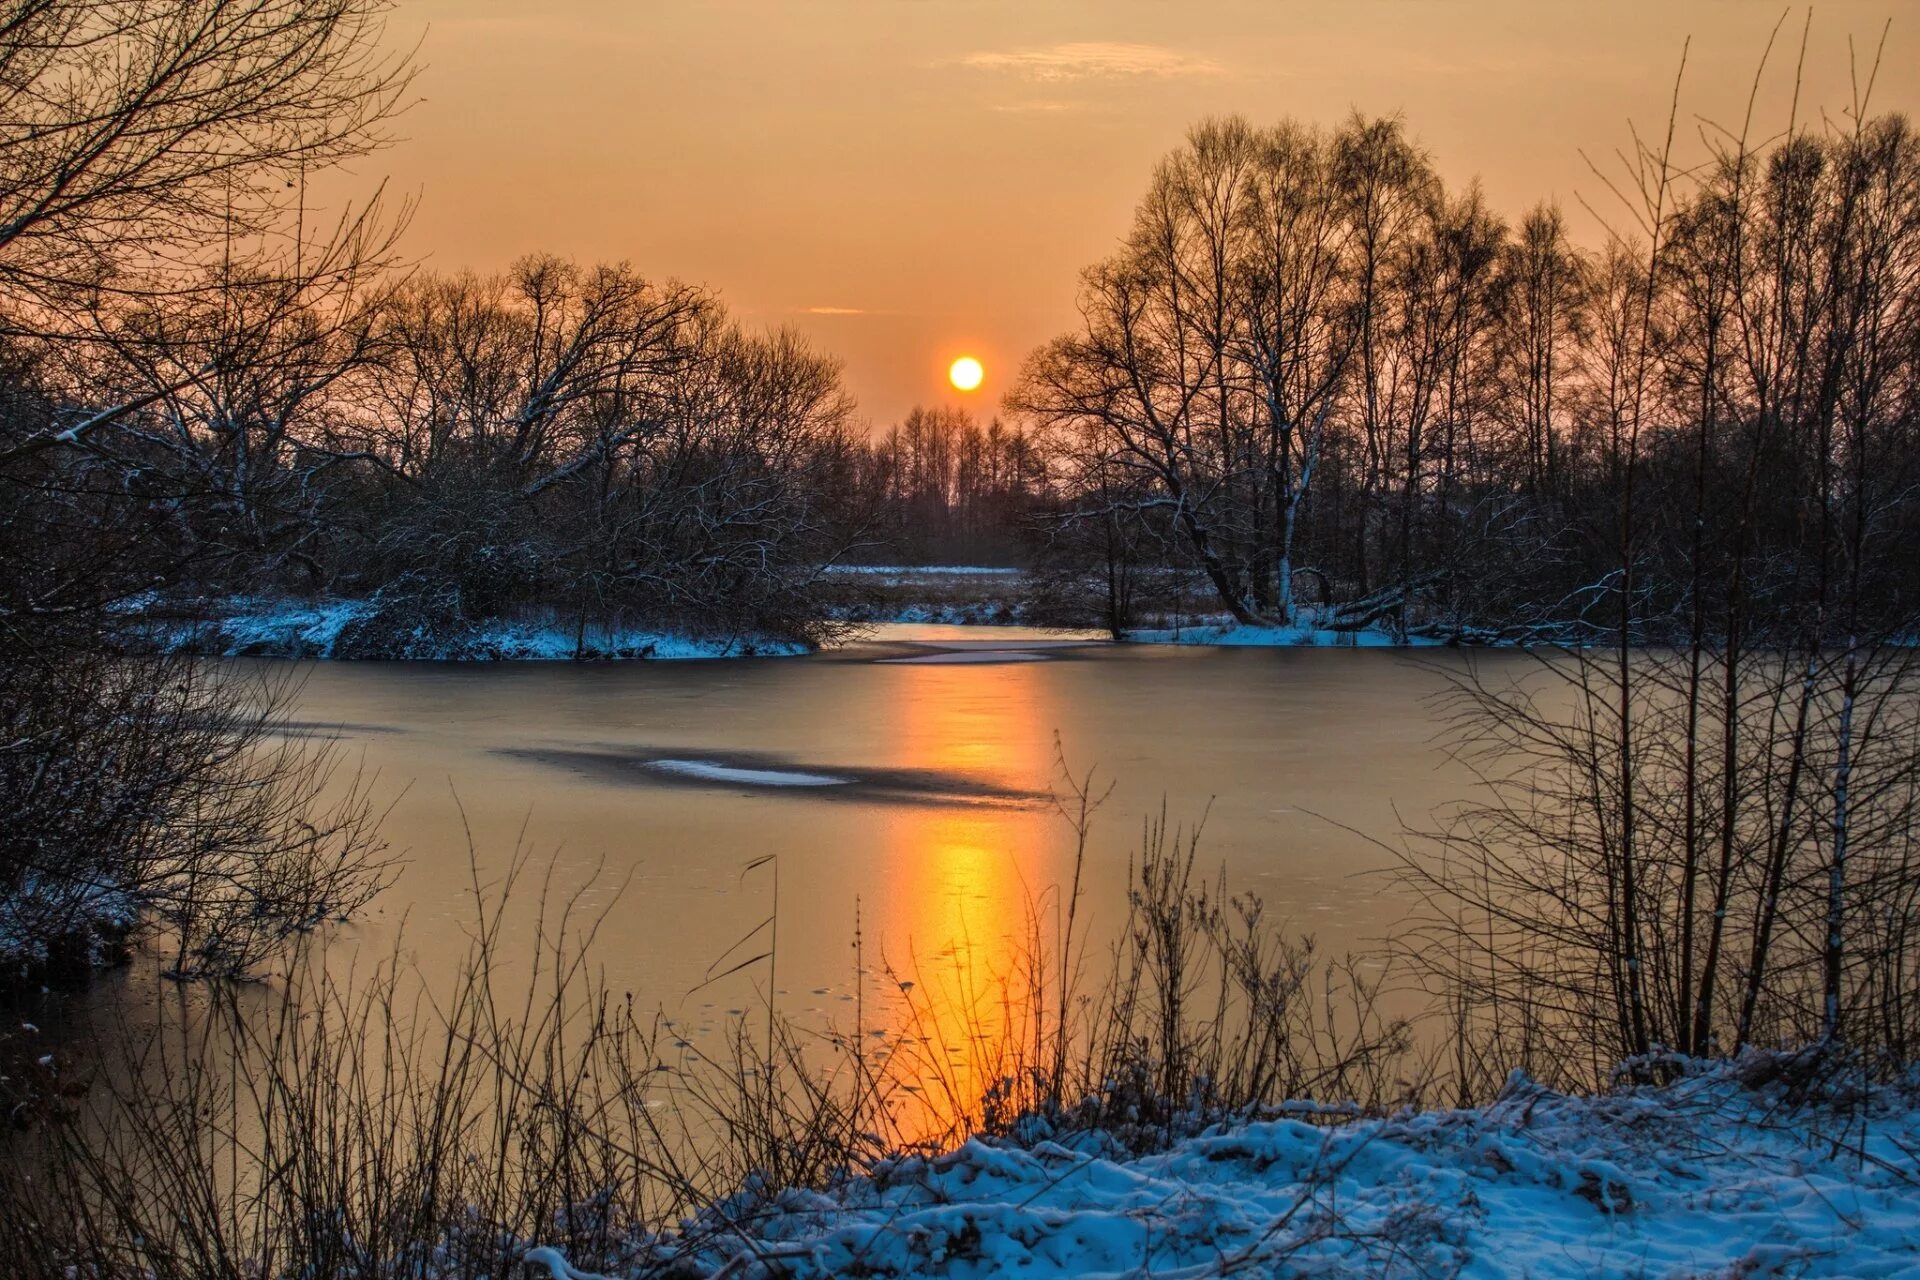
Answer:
358;1;1920;430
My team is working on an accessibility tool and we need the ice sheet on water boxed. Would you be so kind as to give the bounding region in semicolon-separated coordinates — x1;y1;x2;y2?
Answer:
504;745;1045;808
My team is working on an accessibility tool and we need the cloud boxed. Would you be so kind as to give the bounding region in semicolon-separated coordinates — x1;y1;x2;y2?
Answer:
802;306;867;316
989;100;1083;115
958;42;1223;83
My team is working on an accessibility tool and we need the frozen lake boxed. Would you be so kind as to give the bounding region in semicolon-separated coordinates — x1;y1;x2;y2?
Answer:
297;626;1504;990
24;626;1531;1085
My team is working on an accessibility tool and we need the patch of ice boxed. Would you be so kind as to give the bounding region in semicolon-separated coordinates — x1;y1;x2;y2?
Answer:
646;759;849;787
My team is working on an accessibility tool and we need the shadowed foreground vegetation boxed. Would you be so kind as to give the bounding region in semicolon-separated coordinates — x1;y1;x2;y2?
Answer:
0;819;1423;1280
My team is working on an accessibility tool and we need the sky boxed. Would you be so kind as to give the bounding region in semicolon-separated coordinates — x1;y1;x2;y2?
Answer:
352;1;1920;431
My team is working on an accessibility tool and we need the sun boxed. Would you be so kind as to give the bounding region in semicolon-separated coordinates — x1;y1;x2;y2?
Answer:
948;355;984;392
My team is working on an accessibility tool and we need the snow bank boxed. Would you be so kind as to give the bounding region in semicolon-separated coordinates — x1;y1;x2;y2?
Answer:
590;1062;1920;1279
129;597;805;661
0;874;138;974
825;565;1024;577
222;599;373;656
1125;621;1445;649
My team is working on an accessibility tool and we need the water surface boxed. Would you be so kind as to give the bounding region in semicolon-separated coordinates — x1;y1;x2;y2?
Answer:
296;628;1502;984
24;627;1526;1087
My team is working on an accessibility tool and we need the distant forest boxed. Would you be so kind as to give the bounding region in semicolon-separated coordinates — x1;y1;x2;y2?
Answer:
851;407;1046;567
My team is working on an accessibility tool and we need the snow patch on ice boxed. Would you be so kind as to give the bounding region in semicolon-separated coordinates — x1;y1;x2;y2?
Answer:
646;759;849;788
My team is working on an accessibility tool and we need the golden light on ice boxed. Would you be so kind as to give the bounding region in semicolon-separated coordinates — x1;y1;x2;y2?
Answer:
948;355;984;392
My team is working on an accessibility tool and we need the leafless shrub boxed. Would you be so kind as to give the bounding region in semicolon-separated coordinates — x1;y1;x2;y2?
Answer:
0;651;391;983
1389;32;1920;1100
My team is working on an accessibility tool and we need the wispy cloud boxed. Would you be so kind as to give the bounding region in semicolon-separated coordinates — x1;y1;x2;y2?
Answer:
957;42;1223;83
989;100;1083;115
802;306;867;316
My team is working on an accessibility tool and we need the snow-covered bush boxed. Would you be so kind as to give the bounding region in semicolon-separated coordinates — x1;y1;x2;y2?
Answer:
0;650;390;984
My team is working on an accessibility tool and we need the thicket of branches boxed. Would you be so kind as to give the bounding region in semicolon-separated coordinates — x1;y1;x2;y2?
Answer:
0;0;421;981
2;0;866;657
1013;100;1920;645
1;654;390;981
12;249;866;652
0;0;876;978
1392;38;1920;1089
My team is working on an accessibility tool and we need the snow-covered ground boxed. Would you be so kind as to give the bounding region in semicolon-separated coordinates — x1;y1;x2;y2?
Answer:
818;566;1039;627
825;565;1025;577
551;1060;1920;1279
1124;621;1446;648
126;597;805;661
0;875;137;973
818;566;1457;645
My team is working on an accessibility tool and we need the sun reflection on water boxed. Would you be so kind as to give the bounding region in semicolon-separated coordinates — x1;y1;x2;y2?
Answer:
865;657;1063;1136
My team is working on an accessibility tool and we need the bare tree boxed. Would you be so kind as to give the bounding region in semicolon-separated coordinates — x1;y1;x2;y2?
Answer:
1015;117;1375;628
335;259;858;650
1399;47;1920;1086
0;0;412;986
0;0;412;464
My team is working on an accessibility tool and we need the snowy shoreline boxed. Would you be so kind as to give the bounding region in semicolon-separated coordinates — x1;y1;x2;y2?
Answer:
1121;621;1448;648
551;1058;1920;1279
121;596;806;662
824;566;1519;647
118;583;1577;661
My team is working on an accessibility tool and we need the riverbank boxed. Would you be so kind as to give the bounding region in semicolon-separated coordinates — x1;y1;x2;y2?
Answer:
118;595;808;660
818;564;1049;627
555;1055;1920;1279
117;575;1499;660
820;567;1515;647
1123;621;1448;648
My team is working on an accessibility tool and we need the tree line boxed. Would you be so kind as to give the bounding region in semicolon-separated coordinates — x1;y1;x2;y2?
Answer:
1011;87;1920;1075
6;248;867;654
849;406;1047;566
1013;111;1920;646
